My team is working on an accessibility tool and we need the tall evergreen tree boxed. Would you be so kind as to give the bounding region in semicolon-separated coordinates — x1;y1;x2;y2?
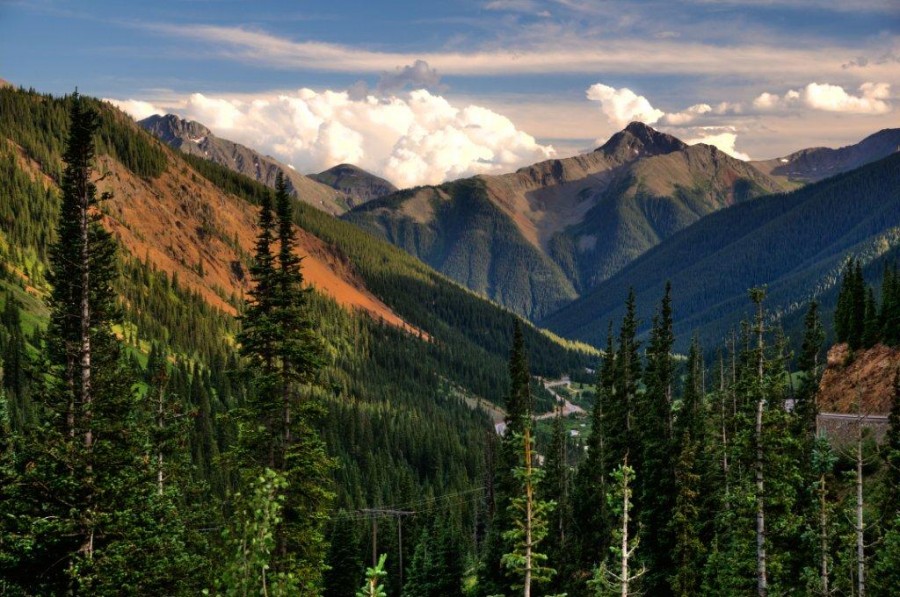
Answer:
862;286;880;348
638;283;676;595
236;173;332;593
871;371;900;596
795;301;825;440
502;426;556;596
610;289;641;485
572;323;615;580
541;408;571;595
669;337;708;597
0;92;182;593
479;321;534;597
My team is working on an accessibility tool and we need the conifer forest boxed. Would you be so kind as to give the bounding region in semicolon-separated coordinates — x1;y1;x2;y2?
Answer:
0;6;899;594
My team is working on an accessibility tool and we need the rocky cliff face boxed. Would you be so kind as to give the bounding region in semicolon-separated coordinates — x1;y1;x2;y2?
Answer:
140;114;351;215
818;343;898;414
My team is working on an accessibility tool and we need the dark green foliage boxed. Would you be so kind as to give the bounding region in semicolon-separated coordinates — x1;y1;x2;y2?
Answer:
669;338;709;597
0;93;199;595
478;324;536;596
834;257;900;351
541;410;572;595
637;283;676;594
324;515;365;597
572;324;615;581
236;170;333;592
871;373;900;596
796;301;825;439
0;87;166;182
403;516;464;597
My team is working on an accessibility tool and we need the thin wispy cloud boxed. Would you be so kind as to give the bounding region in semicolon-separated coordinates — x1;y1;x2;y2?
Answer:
140;22;900;80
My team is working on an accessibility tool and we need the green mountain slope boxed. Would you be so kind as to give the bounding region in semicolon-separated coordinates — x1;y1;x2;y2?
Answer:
0;86;594;528
345;122;784;319
542;153;900;350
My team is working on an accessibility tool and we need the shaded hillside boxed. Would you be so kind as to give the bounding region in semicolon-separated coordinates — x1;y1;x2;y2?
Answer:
542;153;900;351
345;177;580;319
139;113;352;215
753;127;900;185
311;163;397;206
346;122;783;319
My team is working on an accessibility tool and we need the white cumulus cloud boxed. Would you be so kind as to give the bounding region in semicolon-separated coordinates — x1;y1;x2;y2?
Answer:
111;88;555;189
684;129;751;161
660;103;712;126
586;84;665;127
804;82;891;113
754;82;891;114
585;83;752;159
106;99;163;121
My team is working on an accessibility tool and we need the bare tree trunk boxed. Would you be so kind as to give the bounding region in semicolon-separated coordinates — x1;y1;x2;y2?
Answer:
282;362;291;451
819;472;829;595
756;397;767;597
720;354;729;492
524;428;533;597
753;289;767;597
79;172;93;560
157;383;165;496
856;423;865;597
621;454;631;597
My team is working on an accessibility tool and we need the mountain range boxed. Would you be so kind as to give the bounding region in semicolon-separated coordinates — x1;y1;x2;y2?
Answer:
0;87;592;414
134;105;899;353
139;114;396;215
543;152;900;350
751;128;900;185
345;122;899;322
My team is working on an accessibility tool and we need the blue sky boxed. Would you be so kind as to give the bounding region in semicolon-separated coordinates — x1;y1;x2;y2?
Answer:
2;0;898;186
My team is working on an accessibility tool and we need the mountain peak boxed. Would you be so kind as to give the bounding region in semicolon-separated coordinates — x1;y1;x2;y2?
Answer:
312;163;398;206
597;121;687;160
139;113;211;145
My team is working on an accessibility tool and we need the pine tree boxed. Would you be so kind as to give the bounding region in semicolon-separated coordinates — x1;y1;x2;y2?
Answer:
502;427;556;596
236;173;333;593
403;516;464;597
795;301;824;440
614;290;641;477
0;92;197;593
540;408;570;595
324;515;365;597
573;323;615;578
851;260;866;350
669;337;707;597
589;458;644;597
750;288;769;597
358;554;389;597
880;264;900;345
862;286;880;348
803;434;837;595
479;322;534;596
637;283;676;595
861;371;899;596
